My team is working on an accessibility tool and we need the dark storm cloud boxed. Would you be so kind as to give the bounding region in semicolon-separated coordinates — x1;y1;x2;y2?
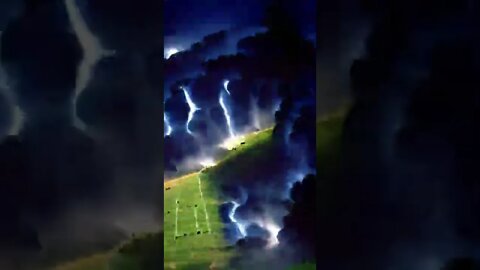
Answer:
316;0;370;116
72;3;164;233
0;0;161;267
164;0;315;49
278;174;316;261
318;0;480;269
80;0;162;52
77;53;164;186
164;0;267;49
0;89;10;137
0;0;116;264
1;0;81;126
0;0;23;30
290;105;316;168
162;30;231;100
163;0;316;178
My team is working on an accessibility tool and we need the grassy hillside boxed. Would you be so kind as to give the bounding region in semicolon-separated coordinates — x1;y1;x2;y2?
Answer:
52;253;112;270
52;112;349;270
316;109;347;172
53;233;162;270
163;128;274;269
207;128;275;184
52;128;273;270
163;173;233;269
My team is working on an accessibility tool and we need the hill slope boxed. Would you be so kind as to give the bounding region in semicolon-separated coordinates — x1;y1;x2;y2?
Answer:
163;128;274;269
53;110;348;270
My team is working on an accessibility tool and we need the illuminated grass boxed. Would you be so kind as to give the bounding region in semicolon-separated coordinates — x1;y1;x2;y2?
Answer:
208;128;274;182
164;127;274;269
164;173;233;269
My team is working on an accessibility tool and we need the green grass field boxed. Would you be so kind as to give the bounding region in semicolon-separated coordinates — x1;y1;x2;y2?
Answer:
163;128;274;269
163;172;233;269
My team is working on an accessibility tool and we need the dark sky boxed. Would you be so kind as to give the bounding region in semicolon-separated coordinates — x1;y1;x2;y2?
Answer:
162;0;316;178
164;0;316;49
318;0;480;269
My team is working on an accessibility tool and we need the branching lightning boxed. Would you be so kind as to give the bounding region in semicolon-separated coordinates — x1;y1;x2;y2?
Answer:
181;86;200;134
65;0;114;130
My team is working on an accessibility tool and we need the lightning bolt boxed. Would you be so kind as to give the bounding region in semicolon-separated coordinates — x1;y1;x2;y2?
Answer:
219;90;235;138
263;220;281;248
181;86;200;134
164;113;172;136
223;79;231;95
229;201;247;238
65;0;114;130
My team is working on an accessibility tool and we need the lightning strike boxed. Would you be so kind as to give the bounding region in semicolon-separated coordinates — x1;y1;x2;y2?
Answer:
229;201;247;238
219;91;235;138
263;220;281;248
164;114;173;136
181;86;200;134
223;79;231;95
65;0;114;130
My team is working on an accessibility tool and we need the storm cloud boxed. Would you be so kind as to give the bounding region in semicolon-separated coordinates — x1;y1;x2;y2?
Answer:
318;0;480;269
0;0;162;267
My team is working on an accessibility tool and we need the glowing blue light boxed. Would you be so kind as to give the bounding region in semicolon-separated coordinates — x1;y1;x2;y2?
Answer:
181;86;200;134
223;80;231;95
165;48;180;59
219;91;235;138
164;114;172;136
229;201;247;238
263;220;281;248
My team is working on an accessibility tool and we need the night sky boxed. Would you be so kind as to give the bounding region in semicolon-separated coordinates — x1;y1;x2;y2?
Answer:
163;0;316;177
164;0;315;51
